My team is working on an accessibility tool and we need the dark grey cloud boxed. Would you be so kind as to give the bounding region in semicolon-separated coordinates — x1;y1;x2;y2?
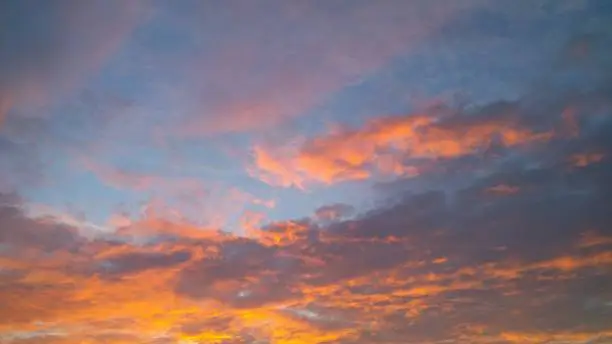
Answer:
97;250;191;277
0;193;84;253
175;238;305;307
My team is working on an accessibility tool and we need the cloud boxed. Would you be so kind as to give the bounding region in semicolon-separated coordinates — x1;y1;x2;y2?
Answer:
3;98;612;344
2;133;612;341
96;250;192;278
249;101;561;188
569;152;606;167
161;0;609;138
80;157;207;193
0;0;145;126
247;32;612;190
0;2;147;195
314;203;355;222
5;68;611;340
249;145;308;189
486;183;520;195
81;158;277;231
0;194;84;253
157;0;488;136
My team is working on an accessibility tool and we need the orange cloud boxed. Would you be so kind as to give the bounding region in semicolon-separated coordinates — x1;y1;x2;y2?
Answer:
569;152;606;167
239;210;267;237
250;219;311;246
2;208;612;343
250;110;556;188
4;138;612;343
499;330;612;344
486;184;520;195
249;146;307;189
579;231;612;249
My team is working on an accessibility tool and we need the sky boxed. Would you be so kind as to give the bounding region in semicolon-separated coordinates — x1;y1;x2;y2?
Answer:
1;0;612;343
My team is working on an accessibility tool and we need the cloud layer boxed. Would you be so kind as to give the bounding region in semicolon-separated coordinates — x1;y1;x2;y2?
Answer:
1;1;612;343
2;88;612;341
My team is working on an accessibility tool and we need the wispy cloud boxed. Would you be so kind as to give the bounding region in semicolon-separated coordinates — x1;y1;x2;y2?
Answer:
155;1;487;136
0;0;145;126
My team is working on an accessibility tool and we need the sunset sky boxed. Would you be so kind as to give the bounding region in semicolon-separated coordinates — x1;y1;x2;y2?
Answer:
1;1;612;343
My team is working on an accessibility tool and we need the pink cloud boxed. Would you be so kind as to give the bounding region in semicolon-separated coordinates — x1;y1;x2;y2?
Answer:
81;157;277;231
168;1;487;136
314;203;355;222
